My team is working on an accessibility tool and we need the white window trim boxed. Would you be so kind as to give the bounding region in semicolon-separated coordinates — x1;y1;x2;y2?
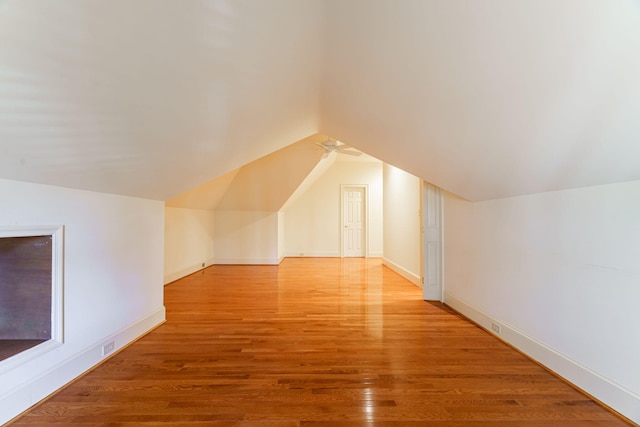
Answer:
0;225;64;374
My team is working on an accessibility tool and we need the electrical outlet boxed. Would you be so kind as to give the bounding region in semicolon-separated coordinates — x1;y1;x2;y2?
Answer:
491;322;501;335
102;341;115;356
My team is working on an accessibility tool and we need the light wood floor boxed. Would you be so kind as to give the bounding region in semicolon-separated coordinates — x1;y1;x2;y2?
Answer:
8;258;632;426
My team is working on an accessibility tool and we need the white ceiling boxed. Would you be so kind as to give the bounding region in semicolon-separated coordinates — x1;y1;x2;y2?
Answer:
164;133;380;211
321;0;640;201
0;0;323;200
2;0;640;202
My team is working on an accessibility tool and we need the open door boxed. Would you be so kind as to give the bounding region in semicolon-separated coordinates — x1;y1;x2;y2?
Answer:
422;182;443;301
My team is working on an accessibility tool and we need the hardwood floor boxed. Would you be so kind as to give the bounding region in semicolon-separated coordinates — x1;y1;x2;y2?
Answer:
8;258;632;426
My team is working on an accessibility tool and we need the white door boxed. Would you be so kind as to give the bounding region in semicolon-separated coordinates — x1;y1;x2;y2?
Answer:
342;186;366;257
422;182;443;301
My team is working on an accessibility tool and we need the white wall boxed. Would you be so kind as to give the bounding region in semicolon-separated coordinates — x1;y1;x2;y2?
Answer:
382;164;422;286
277;211;285;261
283;161;383;257
442;191;473;297
443;180;640;424
164;207;214;284
213;211;280;264
0;179;165;425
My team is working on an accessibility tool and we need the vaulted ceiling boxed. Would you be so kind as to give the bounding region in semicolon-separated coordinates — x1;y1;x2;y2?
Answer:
1;0;639;202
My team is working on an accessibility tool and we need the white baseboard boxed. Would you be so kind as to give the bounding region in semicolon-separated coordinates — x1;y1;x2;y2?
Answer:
382;257;422;287
444;292;640;425
164;258;216;285
283;252;384;259
212;257;281;265
284;251;340;257
0;307;166;425
164;263;203;285
167;257;286;277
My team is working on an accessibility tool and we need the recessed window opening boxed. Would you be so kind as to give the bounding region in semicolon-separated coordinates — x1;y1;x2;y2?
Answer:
0;226;63;370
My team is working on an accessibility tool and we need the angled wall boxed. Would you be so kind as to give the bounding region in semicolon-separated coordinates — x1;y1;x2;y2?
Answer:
211;136;326;265
166;136;327;269
443;181;640;424
0;179;165;425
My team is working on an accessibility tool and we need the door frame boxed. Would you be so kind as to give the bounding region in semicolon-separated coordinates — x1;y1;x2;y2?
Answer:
340;184;368;258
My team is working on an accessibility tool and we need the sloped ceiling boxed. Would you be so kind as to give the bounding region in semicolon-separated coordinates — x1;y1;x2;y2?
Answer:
166;133;380;211
2;1;640;202
0;0;323;200
321;0;640;201
165;168;239;211
209;133;326;211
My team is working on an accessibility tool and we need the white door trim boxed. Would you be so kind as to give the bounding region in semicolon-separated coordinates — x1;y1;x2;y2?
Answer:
340;184;368;258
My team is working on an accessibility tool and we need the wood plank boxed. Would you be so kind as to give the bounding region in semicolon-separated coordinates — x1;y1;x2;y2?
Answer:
7;258;633;426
